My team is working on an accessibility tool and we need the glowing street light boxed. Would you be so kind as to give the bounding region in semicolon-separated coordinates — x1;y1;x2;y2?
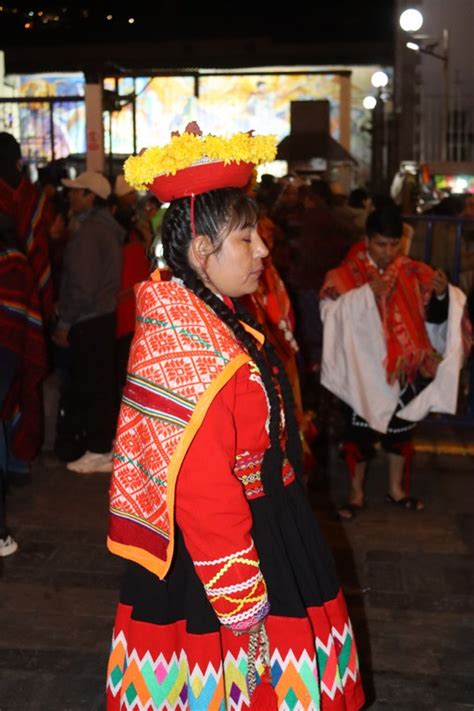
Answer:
371;71;389;89
399;9;423;32
363;96;377;110
399;7;449;161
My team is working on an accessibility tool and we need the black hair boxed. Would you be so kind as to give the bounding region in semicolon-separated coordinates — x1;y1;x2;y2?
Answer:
306;179;333;206
145;194;162;208
366;206;403;239
0;132;22;188
82;189;108;209
0;132;21;164
162;188;303;496
371;193;397;210
427;194;465;216
348;187;370;209
51;189;70;220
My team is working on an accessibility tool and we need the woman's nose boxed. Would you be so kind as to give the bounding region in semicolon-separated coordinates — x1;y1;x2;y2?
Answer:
254;232;269;258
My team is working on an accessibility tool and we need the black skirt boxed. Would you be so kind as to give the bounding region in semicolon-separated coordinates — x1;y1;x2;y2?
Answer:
107;481;365;710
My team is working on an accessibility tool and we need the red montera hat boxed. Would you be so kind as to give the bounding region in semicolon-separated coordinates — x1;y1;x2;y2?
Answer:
123;122;277;202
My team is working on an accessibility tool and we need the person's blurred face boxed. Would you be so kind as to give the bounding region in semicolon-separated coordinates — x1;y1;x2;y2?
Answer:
120;190;138;208
144;199;161;217
363;196;374;212
68;188;94;215
280;184;299;208
197;224;269;298
366;233;401;269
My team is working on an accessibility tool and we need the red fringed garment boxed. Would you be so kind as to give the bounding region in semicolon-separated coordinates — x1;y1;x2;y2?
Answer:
0;247;48;460
0;176;54;323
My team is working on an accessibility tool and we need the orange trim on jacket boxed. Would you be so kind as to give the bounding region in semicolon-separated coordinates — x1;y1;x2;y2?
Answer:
108;278;264;580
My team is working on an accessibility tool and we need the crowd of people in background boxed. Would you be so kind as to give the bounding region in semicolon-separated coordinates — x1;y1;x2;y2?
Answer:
1;129;473;557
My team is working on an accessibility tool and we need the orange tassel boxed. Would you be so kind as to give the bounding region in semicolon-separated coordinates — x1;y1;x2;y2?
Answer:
249;669;278;710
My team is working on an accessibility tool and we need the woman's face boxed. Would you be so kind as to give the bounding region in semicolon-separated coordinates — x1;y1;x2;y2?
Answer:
201;224;269;298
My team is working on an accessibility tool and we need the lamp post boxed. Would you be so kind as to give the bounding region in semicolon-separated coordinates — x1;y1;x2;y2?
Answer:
399;8;449;161
364;71;389;193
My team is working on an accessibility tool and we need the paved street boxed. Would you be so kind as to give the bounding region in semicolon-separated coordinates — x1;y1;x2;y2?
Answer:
0;437;473;710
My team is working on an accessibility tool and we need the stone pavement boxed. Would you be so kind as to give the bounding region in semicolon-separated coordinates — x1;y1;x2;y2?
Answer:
1;442;473;710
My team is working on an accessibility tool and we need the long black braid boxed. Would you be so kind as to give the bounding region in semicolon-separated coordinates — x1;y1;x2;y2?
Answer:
234;300;305;484
161;188;293;497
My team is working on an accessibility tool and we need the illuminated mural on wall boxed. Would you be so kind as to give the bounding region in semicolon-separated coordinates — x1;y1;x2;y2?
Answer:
11;73;86;162
9;67;387;179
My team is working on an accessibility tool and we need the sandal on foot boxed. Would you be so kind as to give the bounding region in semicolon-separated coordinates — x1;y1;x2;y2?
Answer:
386;494;424;511
337;502;364;521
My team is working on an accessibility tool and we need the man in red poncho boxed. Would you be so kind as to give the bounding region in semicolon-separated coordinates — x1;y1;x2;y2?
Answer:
320;207;471;519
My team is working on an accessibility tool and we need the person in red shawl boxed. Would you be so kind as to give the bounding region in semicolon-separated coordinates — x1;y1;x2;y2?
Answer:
0;212;48;556
106;123;365;710
320;207;471;520
0;132;54;325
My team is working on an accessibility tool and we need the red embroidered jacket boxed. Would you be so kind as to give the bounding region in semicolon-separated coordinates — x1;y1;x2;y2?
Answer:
109;277;298;630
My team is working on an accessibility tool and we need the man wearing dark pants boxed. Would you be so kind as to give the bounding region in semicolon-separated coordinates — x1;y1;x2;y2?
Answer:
53;171;124;473
320;207;471;519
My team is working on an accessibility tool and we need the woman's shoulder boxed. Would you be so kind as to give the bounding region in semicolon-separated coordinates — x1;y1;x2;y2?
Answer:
135;278;201;315
134;280;248;363
212;360;265;412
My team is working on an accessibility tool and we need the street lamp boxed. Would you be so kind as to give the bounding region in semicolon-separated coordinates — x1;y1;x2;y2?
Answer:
399;8;423;32
363;96;377;110
366;71;390;193
371;71;389;89
399;8;449;161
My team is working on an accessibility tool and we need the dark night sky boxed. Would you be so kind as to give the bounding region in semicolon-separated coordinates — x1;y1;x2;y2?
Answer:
1;2;395;48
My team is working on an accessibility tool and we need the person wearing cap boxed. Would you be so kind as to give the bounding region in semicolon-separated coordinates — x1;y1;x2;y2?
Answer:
106;124;365;710
112;173;154;252
53;171;125;473
113;174;138;228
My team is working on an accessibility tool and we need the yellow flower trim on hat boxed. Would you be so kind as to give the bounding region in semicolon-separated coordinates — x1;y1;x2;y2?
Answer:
124;132;277;190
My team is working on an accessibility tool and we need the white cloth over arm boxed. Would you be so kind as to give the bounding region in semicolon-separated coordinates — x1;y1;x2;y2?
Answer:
320;284;399;433
320;283;466;434
398;284;466;421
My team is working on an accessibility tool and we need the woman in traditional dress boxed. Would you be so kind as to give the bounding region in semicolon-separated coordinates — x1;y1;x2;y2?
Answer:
106;124;365;710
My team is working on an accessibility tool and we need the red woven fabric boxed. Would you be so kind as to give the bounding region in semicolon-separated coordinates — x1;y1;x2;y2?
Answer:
0;176;54;322
321;242;440;384
0;248;48;460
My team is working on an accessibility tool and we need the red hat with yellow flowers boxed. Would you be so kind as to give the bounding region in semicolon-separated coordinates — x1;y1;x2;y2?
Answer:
123;122;277;203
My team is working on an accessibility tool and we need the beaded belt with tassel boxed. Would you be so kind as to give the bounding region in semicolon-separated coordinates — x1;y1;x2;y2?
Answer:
247;625;278;709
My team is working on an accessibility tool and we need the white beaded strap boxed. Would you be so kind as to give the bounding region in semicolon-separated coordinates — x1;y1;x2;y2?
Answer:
247;624;271;697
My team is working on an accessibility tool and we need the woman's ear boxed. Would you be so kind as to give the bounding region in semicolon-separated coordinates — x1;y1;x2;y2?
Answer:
189;234;213;269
